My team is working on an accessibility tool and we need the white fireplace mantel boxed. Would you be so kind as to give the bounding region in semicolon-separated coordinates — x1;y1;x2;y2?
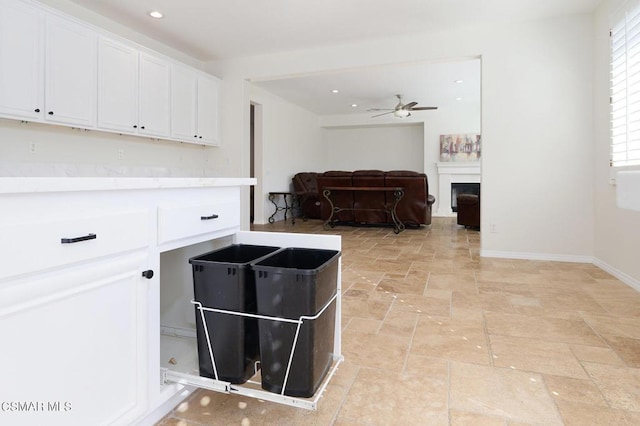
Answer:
435;161;481;216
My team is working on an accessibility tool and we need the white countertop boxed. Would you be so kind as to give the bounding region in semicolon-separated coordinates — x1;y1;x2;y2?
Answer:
0;177;257;194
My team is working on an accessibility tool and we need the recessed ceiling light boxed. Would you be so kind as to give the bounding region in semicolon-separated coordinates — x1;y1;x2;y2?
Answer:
456;97;463;101
455;79;464;84
331;89;339;93
351;104;358;108
149;11;163;19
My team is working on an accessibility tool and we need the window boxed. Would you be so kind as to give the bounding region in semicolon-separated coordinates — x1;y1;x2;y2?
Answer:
611;1;640;167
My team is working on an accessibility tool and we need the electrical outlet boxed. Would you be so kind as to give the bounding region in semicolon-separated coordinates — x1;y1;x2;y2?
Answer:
117;149;124;160
29;142;37;154
490;223;497;233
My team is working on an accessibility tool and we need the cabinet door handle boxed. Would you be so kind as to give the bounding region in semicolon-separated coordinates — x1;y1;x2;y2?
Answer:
133;125;137;129
140;126;145;129
198;136;202;139
200;214;219;220
142;270;154;279
34;108;40;113
194;135;198;138
61;233;97;244
48;111;54;115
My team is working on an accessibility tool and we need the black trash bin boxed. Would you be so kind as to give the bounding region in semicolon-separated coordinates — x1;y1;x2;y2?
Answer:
189;244;281;384
252;247;340;397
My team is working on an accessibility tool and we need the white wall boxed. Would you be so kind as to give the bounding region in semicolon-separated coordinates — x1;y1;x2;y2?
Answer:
593;0;640;286
209;14;595;262
324;124;423;171
250;86;326;224
480;17;594;259
0;118;215;176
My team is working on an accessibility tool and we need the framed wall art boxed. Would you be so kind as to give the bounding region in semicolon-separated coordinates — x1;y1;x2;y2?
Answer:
439;134;481;162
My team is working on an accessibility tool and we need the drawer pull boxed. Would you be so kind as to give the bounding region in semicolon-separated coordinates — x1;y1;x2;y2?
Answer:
61;233;97;244
200;214;219;220
142;270;154;279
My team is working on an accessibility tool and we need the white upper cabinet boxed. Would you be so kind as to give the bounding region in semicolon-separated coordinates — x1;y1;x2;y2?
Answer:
139;53;170;137
0;0;219;145
45;14;97;127
197;74;220;145
170;64;198;141
170;64;220;146
97;36;139;133
0;0;44;120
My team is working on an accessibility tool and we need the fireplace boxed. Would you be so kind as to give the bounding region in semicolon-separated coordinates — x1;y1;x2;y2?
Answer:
435;162;481;216
451;183;480;212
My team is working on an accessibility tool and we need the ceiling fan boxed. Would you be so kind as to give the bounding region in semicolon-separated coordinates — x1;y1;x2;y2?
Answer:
368;94;437;118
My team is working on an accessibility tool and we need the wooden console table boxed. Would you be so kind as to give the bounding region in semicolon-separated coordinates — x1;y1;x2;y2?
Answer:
322;186;405;234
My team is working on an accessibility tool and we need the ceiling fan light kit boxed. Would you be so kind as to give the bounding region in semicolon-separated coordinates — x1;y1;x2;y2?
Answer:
369;94;437;118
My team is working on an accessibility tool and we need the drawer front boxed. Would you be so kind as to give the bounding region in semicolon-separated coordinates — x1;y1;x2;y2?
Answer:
157;200;239;246
0;209;148;281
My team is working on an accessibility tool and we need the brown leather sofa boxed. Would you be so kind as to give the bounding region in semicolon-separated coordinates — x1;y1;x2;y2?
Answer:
315;170;435;227
456;193;480;229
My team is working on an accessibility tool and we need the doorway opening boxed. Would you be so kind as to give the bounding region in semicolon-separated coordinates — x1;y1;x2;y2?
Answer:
250;104;255;224
250;102;264;224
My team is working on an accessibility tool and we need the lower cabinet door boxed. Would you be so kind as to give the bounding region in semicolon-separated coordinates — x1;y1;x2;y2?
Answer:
0;252;148;426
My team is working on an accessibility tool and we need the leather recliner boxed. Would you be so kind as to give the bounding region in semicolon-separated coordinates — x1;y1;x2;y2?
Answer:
456;193;480;229
292;172;321;219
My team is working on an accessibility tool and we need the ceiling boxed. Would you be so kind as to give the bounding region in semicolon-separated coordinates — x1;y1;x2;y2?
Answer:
68;0;602;62
66;0;601;118
252;59;482;117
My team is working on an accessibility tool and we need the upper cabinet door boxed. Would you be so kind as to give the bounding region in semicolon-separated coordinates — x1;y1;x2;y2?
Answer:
197;75;220;146
98;37;138;133
170;64;198;142
0;0;44;120
139;53;170;137
45;14;97;127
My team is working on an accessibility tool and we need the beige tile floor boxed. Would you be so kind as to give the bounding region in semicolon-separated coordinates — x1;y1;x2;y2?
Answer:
158;217;640;426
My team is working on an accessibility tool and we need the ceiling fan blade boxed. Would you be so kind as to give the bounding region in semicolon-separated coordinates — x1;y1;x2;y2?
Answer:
367;108;394;111
409;106;438;111
403;101;418;109
371;111;394;118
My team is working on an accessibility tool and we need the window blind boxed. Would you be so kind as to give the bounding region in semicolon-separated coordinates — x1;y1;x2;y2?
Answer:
611;2;640;167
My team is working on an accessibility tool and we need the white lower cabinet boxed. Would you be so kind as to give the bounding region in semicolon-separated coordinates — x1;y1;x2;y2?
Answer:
0;179;341;425
0;184;152;425
0;251;149;426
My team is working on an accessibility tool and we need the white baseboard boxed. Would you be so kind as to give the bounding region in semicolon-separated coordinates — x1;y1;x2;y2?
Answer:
592;258;640;292
480;250;640;293
480;250;593;264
